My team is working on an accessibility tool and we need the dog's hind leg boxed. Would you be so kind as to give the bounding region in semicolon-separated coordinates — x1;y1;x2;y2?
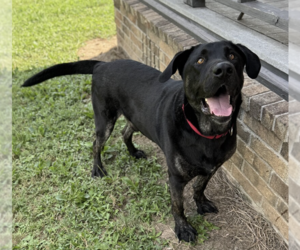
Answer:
92;103;118;178
193;173;218;214
122;121;147;159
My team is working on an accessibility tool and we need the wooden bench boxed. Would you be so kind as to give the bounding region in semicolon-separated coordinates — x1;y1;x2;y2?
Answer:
184;0;288;31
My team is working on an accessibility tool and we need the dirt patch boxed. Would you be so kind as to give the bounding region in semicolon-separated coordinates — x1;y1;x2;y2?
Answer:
78;39;288;250
78;36;129;62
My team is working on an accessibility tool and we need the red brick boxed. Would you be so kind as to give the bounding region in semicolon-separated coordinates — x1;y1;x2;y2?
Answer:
244;112;282;152
150;17;169;36
143;10;161;23
124;0;139;5
222;160;233;173
130;32;143;51
273;114;288;142
250;137;288;181
158;23;180;43
237;137;255;165
236;119;251;143
159;61;167;73
150;42;159;57
148;30;160;46
169;31;191;48
122;23;130;37
252;155;272;182
241;84;270;111
280;142;288;161
243;76;257;88
261;199;288;240
276;199;288;222
130;4;149;25
136;8;151;33
114;0;121;9
249;91;282;120
231;151;244;169
114;8;123;22
130;24;143;40
231;164;262;205
159;40;175;59
179;38;199;50
154;55;160;70
159;52;171;67
131;42;143;59
243;162;277;207
261;101;288;130
270;173;288;203
130;2;148;12
115;14;123;30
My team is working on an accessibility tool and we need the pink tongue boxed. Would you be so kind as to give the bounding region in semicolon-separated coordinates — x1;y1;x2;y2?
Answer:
206;94;232;116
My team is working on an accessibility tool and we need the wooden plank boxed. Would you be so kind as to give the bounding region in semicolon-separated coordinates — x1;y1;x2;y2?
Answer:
214;0;288;30
244;1;288;30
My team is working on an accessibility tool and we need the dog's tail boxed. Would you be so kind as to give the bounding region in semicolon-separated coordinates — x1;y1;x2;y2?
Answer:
22;60;102;87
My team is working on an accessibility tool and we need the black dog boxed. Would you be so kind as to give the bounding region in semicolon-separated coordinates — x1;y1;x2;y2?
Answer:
23;41;260;242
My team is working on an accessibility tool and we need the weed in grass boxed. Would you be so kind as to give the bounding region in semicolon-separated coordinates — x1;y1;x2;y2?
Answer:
187;215;219;244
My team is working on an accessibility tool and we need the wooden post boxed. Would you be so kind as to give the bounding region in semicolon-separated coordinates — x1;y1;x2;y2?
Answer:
237;12;244;20
184;0;205;8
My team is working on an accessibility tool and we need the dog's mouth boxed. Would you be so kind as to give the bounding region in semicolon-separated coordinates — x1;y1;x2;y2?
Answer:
200;86;233;117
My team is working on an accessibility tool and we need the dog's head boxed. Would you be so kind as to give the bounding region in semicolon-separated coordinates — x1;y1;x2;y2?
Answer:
159;41;261;134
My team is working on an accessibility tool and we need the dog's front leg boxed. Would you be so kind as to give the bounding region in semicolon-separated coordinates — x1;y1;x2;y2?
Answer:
193;174;218;215
169;175;198;242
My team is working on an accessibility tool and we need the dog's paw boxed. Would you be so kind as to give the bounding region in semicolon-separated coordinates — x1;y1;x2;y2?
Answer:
132;150;147;159
196;200;219;215
175;223;198;242
91;165;107;178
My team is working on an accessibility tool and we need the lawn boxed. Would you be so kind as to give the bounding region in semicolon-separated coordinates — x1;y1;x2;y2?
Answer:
12;0;216;248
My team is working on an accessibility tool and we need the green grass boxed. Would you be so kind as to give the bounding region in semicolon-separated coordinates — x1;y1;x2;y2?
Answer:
12;0;218;248
13;0;116;71
0;69;13;250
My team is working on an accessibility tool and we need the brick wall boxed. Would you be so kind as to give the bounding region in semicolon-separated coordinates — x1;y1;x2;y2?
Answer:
289;105;300;249
113;0;288;241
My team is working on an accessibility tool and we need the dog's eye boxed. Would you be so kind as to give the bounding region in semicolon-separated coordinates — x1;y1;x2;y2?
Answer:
197;58;205;64
229;54;235;60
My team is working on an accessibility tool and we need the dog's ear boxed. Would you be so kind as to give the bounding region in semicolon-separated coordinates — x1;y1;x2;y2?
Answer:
236;44;261;79
159;47;194;83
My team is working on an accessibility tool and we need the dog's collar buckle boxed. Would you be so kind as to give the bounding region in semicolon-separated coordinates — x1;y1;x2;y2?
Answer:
182;104;233;140
229;126;233;136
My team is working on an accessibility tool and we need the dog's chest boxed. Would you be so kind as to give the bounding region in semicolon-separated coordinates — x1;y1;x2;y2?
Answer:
174;140;236;179
174;155;218;179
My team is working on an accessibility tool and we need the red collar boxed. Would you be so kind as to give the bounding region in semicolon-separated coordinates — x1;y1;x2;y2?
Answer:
182;104;233;139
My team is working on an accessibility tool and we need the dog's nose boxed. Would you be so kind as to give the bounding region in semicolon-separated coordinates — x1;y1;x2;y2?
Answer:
213;62;233;78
